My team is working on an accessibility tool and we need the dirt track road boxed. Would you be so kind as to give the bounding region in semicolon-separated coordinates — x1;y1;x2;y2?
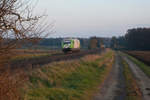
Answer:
93;52;126;100
121;53;150;100
94;52;150;100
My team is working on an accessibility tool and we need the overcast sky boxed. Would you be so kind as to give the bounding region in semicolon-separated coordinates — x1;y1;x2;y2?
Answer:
35;0;150;38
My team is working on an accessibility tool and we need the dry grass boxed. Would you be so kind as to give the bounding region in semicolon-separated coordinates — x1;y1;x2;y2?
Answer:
12;49;59;55
0;49;114;100
22;50;114;100
82;54;102;62
10;49;61;61
0;68;28;100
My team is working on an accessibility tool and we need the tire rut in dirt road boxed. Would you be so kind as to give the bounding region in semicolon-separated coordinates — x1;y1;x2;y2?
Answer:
93;53;126;100
121;54;150;100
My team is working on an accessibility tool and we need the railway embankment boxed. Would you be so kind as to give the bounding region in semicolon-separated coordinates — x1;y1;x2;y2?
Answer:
21;50;114;100
0;49;107;100
9;49;102;70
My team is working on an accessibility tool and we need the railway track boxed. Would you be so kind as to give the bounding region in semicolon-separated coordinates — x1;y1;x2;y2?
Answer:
9;49;102;70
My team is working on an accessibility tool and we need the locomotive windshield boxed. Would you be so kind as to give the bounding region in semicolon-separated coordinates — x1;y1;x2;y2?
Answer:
64;41;71;44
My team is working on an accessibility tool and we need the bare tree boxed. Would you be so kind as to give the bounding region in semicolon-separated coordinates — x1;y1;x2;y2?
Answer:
0;0;50;65
0;0;51;99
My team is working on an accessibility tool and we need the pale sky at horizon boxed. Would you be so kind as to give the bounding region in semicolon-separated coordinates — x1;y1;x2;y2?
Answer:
35;0;150;38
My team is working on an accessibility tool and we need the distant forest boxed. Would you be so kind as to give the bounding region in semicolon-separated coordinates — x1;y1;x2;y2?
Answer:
111;28;150;50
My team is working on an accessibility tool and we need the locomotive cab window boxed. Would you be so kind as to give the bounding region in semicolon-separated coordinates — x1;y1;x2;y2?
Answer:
64;41;71;44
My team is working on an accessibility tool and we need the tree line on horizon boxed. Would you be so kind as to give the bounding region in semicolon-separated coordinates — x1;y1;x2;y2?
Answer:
111;28;150;51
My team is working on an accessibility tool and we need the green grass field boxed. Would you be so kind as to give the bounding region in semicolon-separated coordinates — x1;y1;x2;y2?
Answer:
22;50;114;100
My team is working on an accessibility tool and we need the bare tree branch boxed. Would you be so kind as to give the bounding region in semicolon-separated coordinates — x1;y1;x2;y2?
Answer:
0;0;51;65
